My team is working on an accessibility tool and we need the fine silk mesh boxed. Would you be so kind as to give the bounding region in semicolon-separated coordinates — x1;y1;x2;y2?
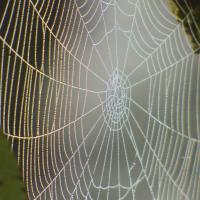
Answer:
0;0;200;200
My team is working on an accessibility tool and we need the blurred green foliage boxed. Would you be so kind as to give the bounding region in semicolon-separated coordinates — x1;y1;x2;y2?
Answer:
168;0;200;53
0;131;27;200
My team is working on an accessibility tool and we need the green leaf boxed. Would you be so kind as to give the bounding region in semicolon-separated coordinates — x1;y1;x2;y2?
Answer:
0;131;27;200
168;0;200;54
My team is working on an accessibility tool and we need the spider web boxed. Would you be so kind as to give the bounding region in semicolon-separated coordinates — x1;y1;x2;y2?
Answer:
0;0;200;199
